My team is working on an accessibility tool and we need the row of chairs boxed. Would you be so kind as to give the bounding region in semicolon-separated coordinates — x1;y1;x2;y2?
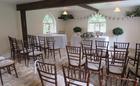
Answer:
26;35;61;60
81;40;140;79
36;40;139;86
36;61;139;86
8;35;61;66
68;40;129;77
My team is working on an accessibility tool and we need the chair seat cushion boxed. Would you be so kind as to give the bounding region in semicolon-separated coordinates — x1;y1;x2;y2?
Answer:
43;74;65;86
87;62;104;70
20;48;32;53
128;63;140;76
72;81;94;86
0;60;14;68
109;66;123;74
70;58;86;66
29;51;42;56
0;56;5;61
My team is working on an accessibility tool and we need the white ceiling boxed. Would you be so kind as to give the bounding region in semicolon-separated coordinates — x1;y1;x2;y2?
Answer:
0;0;140;10
89;0;140;9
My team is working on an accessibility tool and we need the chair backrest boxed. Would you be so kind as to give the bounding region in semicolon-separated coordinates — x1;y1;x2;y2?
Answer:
95;40;109;50
108;50;129;76
46;37;55;49
95;40;109;58
85;48;103;71
81;40;93;49
134;43;140;64
114;42;129;52
66;46;82;67
46;37;55;42
27;35;33;45
36;61;57;86
135;52;140;77
9;37;19;53
38;36;46;50
16;39;23;51
62;66;90;86
31;35;38;47
114;50;128;62
8;36;13;49
101;75;139;86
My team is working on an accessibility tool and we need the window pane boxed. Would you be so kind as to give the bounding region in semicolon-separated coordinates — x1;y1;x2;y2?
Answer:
43;15;56;34
88;14;106;33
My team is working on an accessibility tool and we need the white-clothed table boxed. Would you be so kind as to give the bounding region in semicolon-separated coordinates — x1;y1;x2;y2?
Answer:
71;35;109;48
38;34;67;49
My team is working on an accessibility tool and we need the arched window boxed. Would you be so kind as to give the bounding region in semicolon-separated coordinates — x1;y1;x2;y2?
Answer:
43;15;56;34
88;14;106;33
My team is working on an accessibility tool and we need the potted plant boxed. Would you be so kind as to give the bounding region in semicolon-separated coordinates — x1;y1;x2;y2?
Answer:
112;27;124;48
73;27;82;36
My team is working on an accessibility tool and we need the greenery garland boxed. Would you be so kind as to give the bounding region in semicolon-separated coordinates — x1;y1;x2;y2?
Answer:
73;27;82;33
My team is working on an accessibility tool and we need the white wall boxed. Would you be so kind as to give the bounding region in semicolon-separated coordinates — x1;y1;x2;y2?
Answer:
24;7;140;48
0;3;19;54
26;8;65;35
64;7;140;48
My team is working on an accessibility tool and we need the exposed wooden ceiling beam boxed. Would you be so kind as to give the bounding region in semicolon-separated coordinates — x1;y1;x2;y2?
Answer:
17;0;123;11
78;4;99;12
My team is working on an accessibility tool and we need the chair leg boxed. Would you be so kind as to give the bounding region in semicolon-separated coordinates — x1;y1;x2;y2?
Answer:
59;49;61;59
53;50;56;61
48;49;50;59
0;69;3;86
7;66;11;74
44;49;46;58
41;54;44;62
13;64;18;78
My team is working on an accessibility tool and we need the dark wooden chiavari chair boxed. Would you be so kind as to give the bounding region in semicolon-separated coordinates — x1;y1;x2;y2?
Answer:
8;36;18;60
66;46;86;68
129;43;140;66
107;50;129;77
95;40;109;58
21;36;44;66
85;48;103;86
81;40;93;59
28;42;44;64
62;66;93;86
114;42;129;52
36;61;57;86
31;35;40;50
46;37;61;60
17;40;31;65
101;75;139;86
0;59;18;85
38;36;48;58
8;36;13;59
127;52;140;79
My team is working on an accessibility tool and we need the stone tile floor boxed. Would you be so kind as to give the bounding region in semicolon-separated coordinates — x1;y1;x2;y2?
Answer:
1;49;139;86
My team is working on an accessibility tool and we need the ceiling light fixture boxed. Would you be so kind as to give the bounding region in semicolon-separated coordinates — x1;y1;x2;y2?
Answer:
58;11;74;21
114;7;121;12
63;11;68;15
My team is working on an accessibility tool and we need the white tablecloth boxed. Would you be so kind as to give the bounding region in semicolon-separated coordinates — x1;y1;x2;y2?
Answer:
38;34;67;48
71;36;109;48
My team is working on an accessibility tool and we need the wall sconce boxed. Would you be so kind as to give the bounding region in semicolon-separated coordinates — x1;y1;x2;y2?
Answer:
58;11;74;21
62;11;68;15
114;7;121;12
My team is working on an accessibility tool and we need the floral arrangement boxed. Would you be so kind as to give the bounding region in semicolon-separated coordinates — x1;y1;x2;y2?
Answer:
95;31;103;37
80;32;94;39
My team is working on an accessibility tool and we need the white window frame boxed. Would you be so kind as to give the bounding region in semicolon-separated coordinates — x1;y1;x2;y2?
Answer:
88;14;106;33
43;15;56;34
